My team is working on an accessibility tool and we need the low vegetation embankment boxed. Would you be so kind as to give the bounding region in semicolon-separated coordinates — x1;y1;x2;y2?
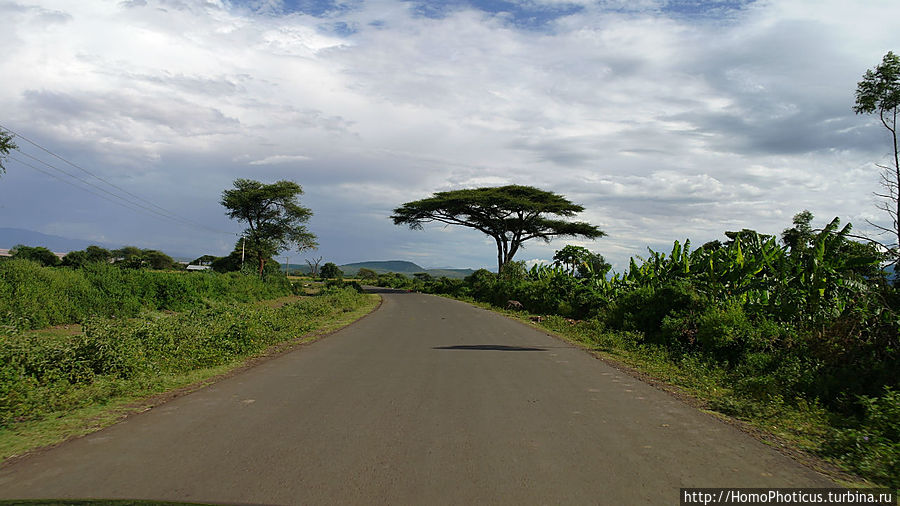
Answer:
0;259;294;331
0;259;377;458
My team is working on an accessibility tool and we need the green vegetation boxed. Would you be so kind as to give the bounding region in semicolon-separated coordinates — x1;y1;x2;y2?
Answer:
59;245;176;270
0;245;377;459
403;212;897;488
0;286;370;428
0;285;376;458
0;259;293;331
9;245;60;267
356;267;378;281
320;262;343;279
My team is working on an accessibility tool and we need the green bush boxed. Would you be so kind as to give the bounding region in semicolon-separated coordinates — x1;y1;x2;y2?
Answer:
0;260;295;331
825;387;900;488
324;279;364;293
606;282;705;342
0;287;369;427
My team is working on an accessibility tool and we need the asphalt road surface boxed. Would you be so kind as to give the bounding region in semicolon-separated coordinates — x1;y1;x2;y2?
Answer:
0;290;834;504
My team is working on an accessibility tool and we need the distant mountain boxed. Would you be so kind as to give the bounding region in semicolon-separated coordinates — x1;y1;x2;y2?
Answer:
285;260;475;279
0;228;116;253
340;260;426;274
340;261;475;279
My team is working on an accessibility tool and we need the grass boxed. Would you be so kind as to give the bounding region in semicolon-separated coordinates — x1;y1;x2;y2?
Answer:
0;291;380;462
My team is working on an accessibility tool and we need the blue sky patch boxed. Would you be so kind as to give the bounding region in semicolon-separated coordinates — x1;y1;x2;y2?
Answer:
234;0;359;17
406;0;585;29
661;0;756;19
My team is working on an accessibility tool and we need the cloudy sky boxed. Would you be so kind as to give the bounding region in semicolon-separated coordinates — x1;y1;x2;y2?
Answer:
0;0;897;270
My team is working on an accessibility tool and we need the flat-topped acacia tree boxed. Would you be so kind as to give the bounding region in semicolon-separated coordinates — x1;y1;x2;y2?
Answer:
391;185;605;273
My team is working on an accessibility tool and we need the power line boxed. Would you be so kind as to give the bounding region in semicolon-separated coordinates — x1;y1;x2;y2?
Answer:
1;123;176;217
8;154;157;216
14;150;162;212
1;124;236;236
9;151;217;231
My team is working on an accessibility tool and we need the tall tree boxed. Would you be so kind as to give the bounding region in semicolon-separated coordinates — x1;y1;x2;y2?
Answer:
553;245;591;274
553;245;611;278
781;210;815;254
221;179;317;275
854;51;900;259
0;129;15;176
391;185;604;272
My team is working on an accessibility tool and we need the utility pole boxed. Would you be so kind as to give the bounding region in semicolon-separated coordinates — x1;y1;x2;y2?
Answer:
240;238;245;270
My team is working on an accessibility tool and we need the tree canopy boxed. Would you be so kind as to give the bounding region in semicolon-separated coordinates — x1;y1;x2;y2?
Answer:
221;179;317;276
553;245;611;278
391;185;604;272
356;267;378;281
10;245;59;266
320;262;343;279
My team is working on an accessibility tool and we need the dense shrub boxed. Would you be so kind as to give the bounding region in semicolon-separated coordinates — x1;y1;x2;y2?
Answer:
824;387;900;486
0;259;294;331
0;287;369;427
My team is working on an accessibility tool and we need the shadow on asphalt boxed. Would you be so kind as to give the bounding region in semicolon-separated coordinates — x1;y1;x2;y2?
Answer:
433;345;547;352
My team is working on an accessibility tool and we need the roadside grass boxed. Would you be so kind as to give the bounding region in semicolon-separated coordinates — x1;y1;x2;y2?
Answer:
453;297;883;489
0;290;379;462
0;259;296;331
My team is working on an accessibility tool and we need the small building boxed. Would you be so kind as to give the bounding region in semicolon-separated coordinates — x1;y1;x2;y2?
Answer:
186;264;211;271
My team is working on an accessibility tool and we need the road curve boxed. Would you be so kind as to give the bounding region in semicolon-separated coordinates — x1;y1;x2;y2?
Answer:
0;290;834;504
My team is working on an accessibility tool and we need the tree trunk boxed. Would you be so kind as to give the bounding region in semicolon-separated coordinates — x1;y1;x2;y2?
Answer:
893;108;899;254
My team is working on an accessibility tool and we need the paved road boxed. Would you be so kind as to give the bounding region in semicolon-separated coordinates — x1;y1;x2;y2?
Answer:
0;291;834;504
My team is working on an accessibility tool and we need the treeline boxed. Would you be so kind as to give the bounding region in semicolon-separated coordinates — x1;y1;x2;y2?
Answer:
375;212;898;487
0;259;293;331
8;244;180;270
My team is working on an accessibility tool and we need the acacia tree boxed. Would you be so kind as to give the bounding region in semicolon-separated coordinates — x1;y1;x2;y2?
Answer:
854;51;900;259
221;179;317;276
391;185;604;272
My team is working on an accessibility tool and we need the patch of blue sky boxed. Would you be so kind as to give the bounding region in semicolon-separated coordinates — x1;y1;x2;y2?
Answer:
319;20;359;35
660;0;756;19
405;0;585;30
231;0;359;17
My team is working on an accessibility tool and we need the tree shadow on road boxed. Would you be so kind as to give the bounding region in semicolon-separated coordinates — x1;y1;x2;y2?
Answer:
433;345;546;351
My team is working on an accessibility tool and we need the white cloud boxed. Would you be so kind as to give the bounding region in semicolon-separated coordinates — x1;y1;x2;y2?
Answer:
0;0;897;268
248;154;312;165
